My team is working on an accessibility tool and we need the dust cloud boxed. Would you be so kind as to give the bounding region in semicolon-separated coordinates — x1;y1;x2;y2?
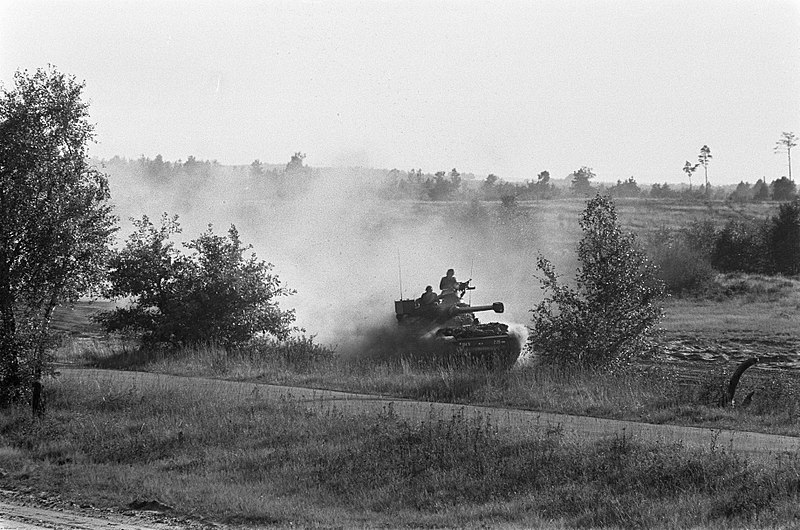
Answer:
105;161;580;359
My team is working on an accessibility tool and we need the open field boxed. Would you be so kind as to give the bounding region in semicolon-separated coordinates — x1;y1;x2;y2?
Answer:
17;197;797;528
2;368;800;529
50;269;800;436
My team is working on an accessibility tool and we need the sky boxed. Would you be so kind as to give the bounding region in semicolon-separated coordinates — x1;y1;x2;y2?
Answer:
1;0;799;185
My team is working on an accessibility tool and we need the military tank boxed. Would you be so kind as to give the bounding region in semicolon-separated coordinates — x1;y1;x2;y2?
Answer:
394;280;520;370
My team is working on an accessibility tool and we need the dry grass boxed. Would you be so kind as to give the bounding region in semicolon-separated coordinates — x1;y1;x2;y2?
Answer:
65;331;800;438
2;374;799;529
61;273;800;437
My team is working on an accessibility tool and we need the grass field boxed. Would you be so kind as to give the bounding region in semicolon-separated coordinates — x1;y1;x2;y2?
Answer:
51;270;800;437
4;197;798;528
2;372;800;529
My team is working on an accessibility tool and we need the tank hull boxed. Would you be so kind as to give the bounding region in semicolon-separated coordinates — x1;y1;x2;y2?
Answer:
435;323;521;370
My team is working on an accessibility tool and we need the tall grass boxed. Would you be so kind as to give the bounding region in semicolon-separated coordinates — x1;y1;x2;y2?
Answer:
1;375;799;528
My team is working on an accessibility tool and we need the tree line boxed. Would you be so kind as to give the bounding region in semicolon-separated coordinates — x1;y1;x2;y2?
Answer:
105;152;798;204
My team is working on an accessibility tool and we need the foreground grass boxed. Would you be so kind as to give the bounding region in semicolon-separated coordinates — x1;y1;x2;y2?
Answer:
2;374;800;529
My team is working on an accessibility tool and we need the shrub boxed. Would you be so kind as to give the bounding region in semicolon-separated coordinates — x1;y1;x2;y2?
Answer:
97;214;295;348
682;219;718;258
249;335;336;369
529;195;665;369
711;219;771;273
647;229;715;295
768;199;800;275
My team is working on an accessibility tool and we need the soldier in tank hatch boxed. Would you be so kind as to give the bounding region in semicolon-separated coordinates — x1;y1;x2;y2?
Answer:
439;268;458;295
419;285;438;306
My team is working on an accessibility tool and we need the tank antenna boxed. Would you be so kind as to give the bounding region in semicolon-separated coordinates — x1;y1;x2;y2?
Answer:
397;249;404;299
469;257;474;305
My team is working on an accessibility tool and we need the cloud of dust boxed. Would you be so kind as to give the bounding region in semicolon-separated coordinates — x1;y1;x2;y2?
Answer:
106;161;582;360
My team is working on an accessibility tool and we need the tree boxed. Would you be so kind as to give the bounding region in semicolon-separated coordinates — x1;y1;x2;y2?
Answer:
711;219;770;273
698;145;712;194
769;199;800;275
98;215;295;347
570;166;596;196
753;179;770;201
529;195;665;369
286;152;306;173
250;159;264;177
775;132;797;182
649;183;679;199
608;177;641;198
683;161;699;190
728;181;752;202
482;173;500;200
771;176;797;201
0;67;117;409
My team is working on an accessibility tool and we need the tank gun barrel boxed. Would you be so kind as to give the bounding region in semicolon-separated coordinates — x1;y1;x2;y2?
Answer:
444;302;504;320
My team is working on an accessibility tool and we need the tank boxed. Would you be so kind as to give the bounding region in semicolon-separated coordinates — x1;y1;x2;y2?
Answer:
394;281;520;370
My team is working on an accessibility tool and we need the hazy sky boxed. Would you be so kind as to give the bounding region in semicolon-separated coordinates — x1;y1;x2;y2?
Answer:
2;0;799;184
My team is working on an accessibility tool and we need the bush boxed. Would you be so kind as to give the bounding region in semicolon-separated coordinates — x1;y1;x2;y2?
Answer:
97;214;295;348
647;229;715;294
769;199;800;275
711;219;771;274
529;195;665;369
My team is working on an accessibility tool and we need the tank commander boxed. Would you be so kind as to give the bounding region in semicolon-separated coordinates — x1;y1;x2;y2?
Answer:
439;268;458;295
419;285;438;306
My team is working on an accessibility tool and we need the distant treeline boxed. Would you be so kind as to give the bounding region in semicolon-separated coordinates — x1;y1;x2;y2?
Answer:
99;154;798;204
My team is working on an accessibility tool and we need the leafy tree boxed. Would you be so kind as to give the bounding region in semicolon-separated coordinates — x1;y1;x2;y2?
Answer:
481;173;498;198
98;215;295;347
522;170;555;200
698;145;712;193
769;199;800;275
537;170;550;185
775;132;797;182
250;159;264;177
607;177;641;198
529;195;665;369
286;152;306;173
711;219;770;274
771;176;797;201
145;154;170;183
427;170;461;201
570;166;596;196
0;67;117;409
649;183;679;199
753;179;770;201
728;181;752;202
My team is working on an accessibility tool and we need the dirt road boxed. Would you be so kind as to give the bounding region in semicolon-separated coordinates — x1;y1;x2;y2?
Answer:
0;497;190;530
61;368;800;455
3;367;798;529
